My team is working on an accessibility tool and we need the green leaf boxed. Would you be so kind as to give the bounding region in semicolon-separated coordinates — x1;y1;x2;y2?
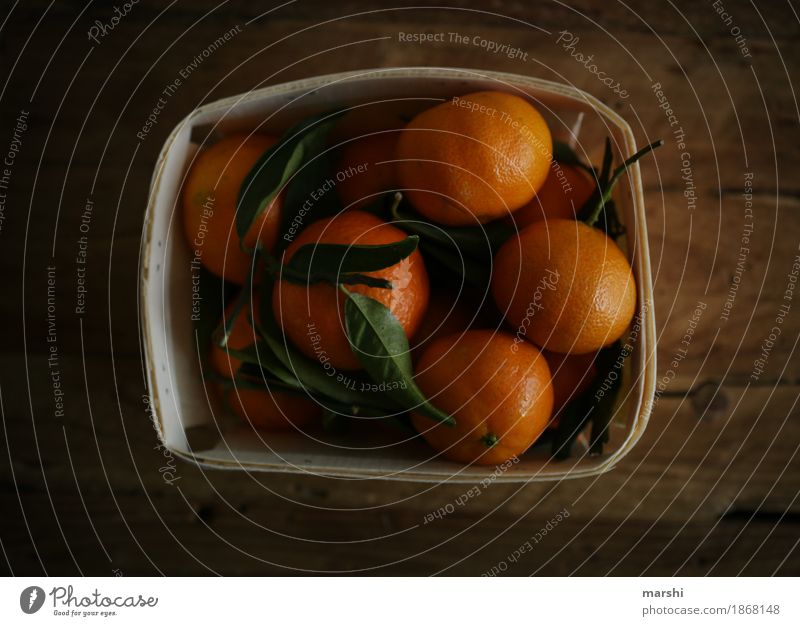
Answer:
229;343;301;388
552;140;591;172
357;191;399;218
582;139;663;228
265;253;393;289
192;268;236;356
212;259;257;351
236;109;344;243
386;196;506;292
420;240;490;292
225;368;302;394
255;277;397;413
322;410;351;436
391;202;513;257
551;341;624;459
274;266;393;290
599;137;614;188
280;146;343;247
588;344;625;454
336;274;393;289
551;391;593;461
285;236;419;276
596;198;626;241
597;140;663;212
342;289;455;426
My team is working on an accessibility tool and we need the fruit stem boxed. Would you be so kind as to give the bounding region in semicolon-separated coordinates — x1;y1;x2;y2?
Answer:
389;191;403;216
584;139;664;227
481;433;500;448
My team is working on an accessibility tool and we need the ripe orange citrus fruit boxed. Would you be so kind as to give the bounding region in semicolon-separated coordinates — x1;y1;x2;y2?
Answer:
336;131;400;210
411;330;553;465
544;350;598;427
273;210;430;371
396;91;552;226
411;289;480;356
210;300;319;430
492;219;636;354
221;386;319;431
183;134;282;284
512;163;596;229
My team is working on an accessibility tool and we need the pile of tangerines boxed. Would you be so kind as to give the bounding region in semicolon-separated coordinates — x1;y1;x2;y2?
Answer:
182;91;658;466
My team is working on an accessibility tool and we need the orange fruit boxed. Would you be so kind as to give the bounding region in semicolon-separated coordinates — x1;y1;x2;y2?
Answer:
222;387;319;431
273;210;429;371
210;300;319;430
411;330;553;465
512;163;596;229
183;134;282;284
412;289;480;356
396;91;552;226
544;350;598;428
492;219;636;354
336;131;400;210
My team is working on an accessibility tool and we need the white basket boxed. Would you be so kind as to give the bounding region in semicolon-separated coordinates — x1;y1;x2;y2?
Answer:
140;67;656;483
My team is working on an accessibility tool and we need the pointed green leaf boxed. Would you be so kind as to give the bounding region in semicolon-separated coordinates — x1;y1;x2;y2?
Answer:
255;277;396;412
391;202;513;256
236;109;344;242
420;240;491;292
582;139;662;228
551;341;624;459
336;274;393;289
552;140;592;171
286;236;419;276
342;289;455;426
280;149;342;244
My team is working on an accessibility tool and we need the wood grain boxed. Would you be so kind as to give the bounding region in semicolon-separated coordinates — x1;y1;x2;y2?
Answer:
1;0;798;576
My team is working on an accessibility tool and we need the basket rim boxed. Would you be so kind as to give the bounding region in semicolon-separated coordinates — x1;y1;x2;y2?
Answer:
139;66;657;483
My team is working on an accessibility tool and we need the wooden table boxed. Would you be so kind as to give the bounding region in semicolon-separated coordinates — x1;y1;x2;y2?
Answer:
1;0;798;575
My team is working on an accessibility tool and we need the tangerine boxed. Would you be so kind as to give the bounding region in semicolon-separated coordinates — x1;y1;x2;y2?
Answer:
411;330;553;465
544;350;598;428
183;134;282;284
396;91;552;226
273;210;429;371
222;386;319;431
336;131;400;210
512;163;595;229
210;301;319;430
492;219;636;354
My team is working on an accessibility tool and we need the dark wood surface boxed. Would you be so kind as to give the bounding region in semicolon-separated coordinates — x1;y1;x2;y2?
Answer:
1;0;799;575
